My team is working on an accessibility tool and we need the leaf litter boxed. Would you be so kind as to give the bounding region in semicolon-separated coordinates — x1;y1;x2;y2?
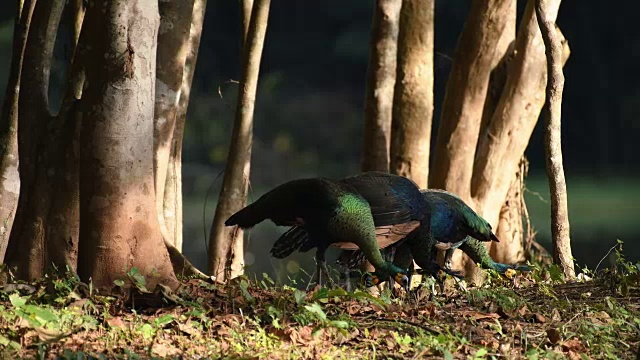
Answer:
0;264;638;359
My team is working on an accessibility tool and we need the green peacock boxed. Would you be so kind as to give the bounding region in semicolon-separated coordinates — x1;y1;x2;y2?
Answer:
337;188;531;286
225;172;431;289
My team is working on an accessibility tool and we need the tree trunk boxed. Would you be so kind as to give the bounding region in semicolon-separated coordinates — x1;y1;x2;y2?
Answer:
154;0;196;252
432;0;568;274
77;0;178;291
535;0;574;279
471;0;564;228
0;0;34;261
164;0;208;278
389;0;433;188
4;0;82;279
208;0;271;282
361;0;401;173
431;0;515;199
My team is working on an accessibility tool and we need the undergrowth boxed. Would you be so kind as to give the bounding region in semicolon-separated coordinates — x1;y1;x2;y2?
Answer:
0;246;638;359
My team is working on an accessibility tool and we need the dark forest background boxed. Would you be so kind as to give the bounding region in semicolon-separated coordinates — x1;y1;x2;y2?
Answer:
0;1;638;281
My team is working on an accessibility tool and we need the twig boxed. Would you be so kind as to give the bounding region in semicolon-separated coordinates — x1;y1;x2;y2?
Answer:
594;241;620;273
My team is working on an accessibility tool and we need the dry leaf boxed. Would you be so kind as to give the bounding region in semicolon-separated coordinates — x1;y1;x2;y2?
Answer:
562;338;586;353
459;310;501;321
105;316;127;329
546;328;562;344
34;327;62;341
177;322;200;336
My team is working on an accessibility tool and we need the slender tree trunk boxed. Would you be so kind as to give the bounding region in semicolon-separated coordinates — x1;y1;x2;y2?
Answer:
154;0;196;252
208;0;271;282
431;0;515;199
77;0;178;291
164;0;208;278
361;0;401;173
389;0;433;188
535;0;574;279
0;0;34;262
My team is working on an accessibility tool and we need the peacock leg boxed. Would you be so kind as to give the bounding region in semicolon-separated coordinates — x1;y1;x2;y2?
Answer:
315;247;335;288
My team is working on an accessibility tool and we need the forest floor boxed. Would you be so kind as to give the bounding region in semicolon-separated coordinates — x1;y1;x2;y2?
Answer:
0;256;638;359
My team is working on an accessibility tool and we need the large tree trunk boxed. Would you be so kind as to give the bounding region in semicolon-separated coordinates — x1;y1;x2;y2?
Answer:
389;0;434;188
431;0;515;198
432;0;567;274
0;0;34;261
361;0;401;173
77;0;178;291
535;0;574;279
208;0;271;282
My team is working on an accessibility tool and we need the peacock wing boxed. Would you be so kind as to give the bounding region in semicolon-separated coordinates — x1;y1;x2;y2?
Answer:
340;172;427;226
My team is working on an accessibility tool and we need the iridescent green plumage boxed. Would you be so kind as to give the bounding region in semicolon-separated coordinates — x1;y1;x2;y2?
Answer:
338;189;530;286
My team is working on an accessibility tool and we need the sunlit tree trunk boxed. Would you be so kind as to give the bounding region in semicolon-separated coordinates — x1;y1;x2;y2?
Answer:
208;0;271;282
77;0;179;290
163;0;209;278
0;0;34;262
432;0;568;274
154;0;196;252
535;0;574;279
389;0;433;188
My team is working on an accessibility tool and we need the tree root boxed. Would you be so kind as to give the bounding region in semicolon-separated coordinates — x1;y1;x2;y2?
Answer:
164;239;209;281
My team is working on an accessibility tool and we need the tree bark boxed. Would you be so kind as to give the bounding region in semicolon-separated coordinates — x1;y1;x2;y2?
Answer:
0;0;34;262
163;0;208;277
77;0;178;291
361;0;401;173
535;0;574;279
389;0;433;188
154;0;196;252
4;0;83;279
471;0;564;229
430;0;515;199
208;0;271;282
451;1;518;276
240;0;254;48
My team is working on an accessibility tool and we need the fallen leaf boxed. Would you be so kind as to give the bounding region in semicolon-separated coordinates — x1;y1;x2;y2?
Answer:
335;328;360;344
526;313;546;323
458;310;501;321
177;322;200;336
518;304;528;316
34;327;62;342
562;338;586;353
546;328;562;345
105;316;126;329
152;342;179;357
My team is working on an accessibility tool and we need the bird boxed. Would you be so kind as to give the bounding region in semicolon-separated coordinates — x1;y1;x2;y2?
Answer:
338;189;530;287
226;172;429;289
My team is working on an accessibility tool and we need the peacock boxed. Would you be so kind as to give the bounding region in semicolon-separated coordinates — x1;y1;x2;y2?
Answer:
338;189;530;287
225;172;430;289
